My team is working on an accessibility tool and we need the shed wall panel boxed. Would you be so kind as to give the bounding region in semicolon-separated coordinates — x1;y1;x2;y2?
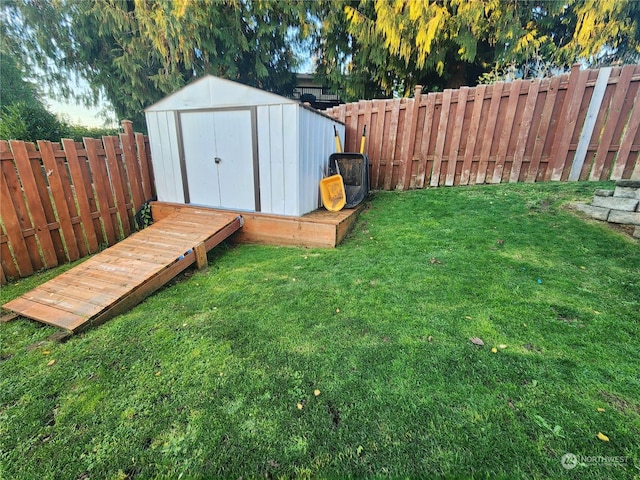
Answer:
145;111;183;203
282;105;300;216
297;108;345;215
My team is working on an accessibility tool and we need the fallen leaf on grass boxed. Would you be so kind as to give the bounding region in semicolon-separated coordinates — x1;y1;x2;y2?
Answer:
596;432;609;442
297;403;303;410
496;239;504;245
427;336;433;342
464;316;472;320
429;257;442;264
469;337;484;346
155;371;161;376
46;360;55;367
491;347;498;353
597;407;606;412
499;344;508;349
314;389;321;397
42;350;50;355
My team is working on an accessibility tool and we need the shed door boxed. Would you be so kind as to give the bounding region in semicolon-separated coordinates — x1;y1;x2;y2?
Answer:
180;110;256;210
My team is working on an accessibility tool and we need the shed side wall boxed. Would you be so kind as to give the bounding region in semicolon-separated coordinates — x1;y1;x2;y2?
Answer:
298;108;346;215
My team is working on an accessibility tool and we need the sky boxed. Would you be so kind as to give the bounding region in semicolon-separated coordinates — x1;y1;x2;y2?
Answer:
47;96;118;127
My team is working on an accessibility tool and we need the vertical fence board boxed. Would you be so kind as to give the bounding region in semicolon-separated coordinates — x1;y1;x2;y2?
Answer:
0;223;20;281
25;142;67;264
416;93;435;188
400;86;422;190
431;90;453;186
0;155;34;276
136;133;153;201
492;81;522;183
372;102;386;189
120;121;144;210
38;140;80;261
10;140;58;268
383;100;401;190
525;76;561;182
476;82;503;184
103;136;132;237
460;85;485;185
445;87;468;186
548;67;590;181
589;67;633;180
510;80;540;182
3;144;45;272
84;138;118;245
62;138;101;253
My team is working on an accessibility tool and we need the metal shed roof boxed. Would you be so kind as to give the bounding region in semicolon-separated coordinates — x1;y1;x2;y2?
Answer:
145;75;297;112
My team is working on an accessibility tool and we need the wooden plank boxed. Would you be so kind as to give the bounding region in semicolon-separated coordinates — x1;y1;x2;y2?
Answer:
590;65;635;180
569;67;612;180
430;89;452;186
547;66;590;181
416;93;436;188
25;142;67;264
0;147;34;277
614;84;640;179
76;216;242;333
84;138;118;245
476;82;504;184
62;139;101;252
38;141;80;261
526;75;561;182
400;85;422;190
135;133;153;200
492;81;522;183
120;121;145;209
3;297;87;332
460;85;485;185
383;100;401;190
102;136;132;237
54;143;88;257
194;242;207;270
372;100;387;189
445;86;468;186
510;80;540;183
0;220;21;281
10;140;58;268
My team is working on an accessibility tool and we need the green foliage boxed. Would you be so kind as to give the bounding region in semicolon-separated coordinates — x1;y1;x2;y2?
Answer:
2;0;309;130
0;51;41;110
0;102;68;142
64;124;120;142
314;0;640;97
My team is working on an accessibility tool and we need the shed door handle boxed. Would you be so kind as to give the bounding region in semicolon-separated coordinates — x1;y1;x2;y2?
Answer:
214;157;221;164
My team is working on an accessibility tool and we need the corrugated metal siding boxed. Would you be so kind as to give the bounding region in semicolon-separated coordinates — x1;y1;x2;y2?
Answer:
257;105;286;215
297;107;345;215
282;105;299;216
145;111;184;203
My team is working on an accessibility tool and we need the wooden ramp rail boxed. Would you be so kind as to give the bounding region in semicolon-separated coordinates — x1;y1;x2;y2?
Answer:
2;210;243;333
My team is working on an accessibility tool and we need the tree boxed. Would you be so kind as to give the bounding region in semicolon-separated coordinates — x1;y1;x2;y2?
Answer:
2;0;310;129
312;0;640;98
0;51;41;110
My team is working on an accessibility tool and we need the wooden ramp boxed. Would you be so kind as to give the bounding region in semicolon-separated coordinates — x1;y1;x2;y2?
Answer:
2;210;243;333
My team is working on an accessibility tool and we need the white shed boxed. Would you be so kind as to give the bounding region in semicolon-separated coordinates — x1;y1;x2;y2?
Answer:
145;75;345;217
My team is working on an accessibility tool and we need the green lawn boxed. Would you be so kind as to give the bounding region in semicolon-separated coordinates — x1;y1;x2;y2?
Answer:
1;181;639;479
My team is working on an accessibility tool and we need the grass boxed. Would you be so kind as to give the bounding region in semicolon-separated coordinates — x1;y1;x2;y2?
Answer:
1;181;639;479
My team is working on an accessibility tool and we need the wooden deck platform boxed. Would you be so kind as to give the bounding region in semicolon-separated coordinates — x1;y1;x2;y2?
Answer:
152;202;364;248
2;210;243;333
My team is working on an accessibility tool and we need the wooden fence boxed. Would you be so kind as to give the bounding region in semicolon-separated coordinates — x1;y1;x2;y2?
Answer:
325;64;640;190
0;121;155;284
